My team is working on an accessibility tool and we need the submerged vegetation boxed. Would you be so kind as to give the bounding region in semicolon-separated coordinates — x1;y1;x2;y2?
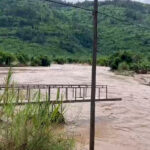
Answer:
0;69;74;150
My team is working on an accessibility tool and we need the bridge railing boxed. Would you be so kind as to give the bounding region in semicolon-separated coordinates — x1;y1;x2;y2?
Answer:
0;84;121;105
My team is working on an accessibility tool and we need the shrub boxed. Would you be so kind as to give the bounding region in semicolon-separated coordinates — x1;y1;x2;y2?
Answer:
31;57;41;66
40;56;51;66
66;57;78;64
0;51;16;66
0;51;5;65
130;63;139;73
16;52;29;65
53;57;67;64
79;58;92;64
97;56;109;66
118;62;130;71
109;51;137;70
4;52;16;66
110;56;122;70
138;61;150;74
130;60;150;74
31;56;51;66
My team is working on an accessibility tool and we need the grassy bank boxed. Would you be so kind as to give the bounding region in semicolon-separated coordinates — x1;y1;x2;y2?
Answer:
0;69;74;150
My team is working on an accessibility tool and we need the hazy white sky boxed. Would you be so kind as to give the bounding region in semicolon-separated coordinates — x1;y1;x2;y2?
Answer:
66;0;150;4
133;0;150;3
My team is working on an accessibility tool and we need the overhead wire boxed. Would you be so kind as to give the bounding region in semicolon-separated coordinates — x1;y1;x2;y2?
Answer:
43;0;150;31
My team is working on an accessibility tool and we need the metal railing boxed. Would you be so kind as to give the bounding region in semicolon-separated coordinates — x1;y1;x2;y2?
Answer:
0;84;121;105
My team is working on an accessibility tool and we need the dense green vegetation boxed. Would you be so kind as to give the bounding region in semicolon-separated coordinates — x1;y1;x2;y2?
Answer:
0;50;92;66
0;51;51;66
106;51;150;74
0;69;74;150
0;0;150;72
0;50;150;74
0;0;150;58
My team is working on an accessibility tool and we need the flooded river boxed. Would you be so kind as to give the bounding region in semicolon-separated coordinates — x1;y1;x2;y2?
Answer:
0;64;150;150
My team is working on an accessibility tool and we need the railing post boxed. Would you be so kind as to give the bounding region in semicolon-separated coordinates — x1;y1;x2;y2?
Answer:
99;88;100;99
86;86;88;97
75;88;77;101
82;88;85;100
66;87;68;100
72;88;74;98
106;86;108;99
80;87;82;98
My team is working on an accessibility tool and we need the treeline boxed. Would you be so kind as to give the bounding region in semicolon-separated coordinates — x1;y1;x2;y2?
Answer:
0;51;51;67
0;51;91;67
97;51;150;74
0;50;150;74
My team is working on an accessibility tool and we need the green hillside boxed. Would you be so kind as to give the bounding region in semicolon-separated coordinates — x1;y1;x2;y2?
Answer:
0;0;150;58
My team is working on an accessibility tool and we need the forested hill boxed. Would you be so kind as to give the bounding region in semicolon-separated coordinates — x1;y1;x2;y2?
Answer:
0;0;150;57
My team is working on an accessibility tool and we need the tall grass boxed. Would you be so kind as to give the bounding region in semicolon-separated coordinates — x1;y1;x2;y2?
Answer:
0;68;74;150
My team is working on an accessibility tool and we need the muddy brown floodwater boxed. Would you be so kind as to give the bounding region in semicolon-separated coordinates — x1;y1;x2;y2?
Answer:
0;64;150;150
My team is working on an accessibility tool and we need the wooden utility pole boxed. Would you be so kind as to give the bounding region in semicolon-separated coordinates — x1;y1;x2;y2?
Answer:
90;0;98;149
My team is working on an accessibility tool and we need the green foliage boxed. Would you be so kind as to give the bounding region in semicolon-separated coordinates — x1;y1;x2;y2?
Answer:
31;55;51;66
0;0;150;73
118;62;130;71
0;51;5;65
108;51;150;74
0;51;52;67
0;68;74;150
109;51;133;70
0;51;16;66
97;57;109;66
53;57;67;65
0;0;149;57
16;52;29;65
16;27;46;44
4;53;16;66
131;60;150;74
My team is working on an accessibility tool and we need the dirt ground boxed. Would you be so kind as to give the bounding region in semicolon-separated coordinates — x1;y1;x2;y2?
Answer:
0;64;150;150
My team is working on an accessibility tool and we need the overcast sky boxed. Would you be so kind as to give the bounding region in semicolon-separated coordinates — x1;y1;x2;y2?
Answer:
133;0;150;3
66;0;150;4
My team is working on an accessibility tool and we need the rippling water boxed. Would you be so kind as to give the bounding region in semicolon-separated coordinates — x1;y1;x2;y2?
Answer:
0;65;150;150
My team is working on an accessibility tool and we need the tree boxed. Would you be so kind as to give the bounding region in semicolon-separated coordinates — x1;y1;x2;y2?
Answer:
16;52;29;65
4;53;16;66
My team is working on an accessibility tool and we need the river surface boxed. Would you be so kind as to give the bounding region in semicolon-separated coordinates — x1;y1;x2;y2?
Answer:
0;64;150;150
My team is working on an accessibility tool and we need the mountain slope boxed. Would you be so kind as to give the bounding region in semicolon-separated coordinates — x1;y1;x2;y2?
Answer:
0;0;150;57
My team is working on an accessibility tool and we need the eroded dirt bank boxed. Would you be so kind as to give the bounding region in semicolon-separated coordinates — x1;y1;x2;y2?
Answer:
0;64;150;150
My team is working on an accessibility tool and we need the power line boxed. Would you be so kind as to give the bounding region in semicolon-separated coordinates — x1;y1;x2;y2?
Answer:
98;11;150;31
100;12;150;31
43;0;150;31
43;0;92;12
